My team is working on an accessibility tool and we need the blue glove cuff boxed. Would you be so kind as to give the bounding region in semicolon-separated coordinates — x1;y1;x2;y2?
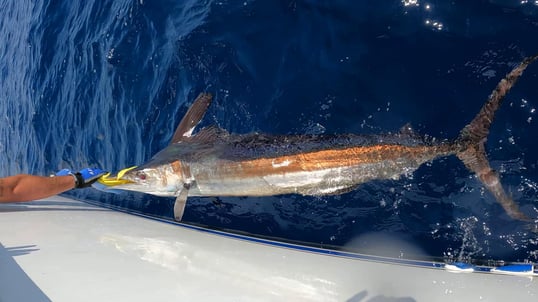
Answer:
55;168;106;188
55;169;78;187
55;169;73;177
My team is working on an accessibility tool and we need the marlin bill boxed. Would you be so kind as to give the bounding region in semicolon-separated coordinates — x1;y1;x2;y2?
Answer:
99;54;538;222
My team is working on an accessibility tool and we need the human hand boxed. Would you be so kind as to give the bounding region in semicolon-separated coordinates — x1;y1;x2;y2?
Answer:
56;168;107;188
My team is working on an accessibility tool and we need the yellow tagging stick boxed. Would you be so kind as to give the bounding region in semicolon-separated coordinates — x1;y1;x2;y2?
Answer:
97;166;137;186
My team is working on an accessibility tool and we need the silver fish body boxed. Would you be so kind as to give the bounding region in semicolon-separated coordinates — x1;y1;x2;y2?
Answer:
108;54;538;222
119;133;454;198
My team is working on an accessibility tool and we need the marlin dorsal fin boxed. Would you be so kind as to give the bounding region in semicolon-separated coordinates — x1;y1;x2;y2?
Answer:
193;125;229;143
170;92;213;144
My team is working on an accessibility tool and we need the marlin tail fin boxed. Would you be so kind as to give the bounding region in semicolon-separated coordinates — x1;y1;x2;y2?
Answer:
456;54;538;221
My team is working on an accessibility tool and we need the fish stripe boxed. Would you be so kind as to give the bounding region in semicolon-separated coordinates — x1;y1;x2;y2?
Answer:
217;144;453;178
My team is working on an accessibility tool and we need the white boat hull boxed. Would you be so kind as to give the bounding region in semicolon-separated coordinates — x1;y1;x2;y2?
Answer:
1;196;536;301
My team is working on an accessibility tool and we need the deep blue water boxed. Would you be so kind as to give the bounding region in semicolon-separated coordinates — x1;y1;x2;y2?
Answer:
2;0;538;263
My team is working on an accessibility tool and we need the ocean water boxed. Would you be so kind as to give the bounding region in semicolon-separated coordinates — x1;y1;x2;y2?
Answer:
2;0;538;263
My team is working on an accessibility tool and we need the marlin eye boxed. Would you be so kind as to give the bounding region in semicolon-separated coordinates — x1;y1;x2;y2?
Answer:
137;172;147;180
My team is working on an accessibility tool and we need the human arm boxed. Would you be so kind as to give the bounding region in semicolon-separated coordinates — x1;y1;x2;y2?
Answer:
0;168;106;203
0;174;75;203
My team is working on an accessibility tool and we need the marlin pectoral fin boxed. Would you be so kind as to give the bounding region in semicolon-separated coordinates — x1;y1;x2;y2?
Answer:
171;92;213;144
173;185;190;221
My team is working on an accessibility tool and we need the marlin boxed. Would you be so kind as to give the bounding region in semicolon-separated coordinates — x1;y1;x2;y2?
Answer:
101;55;538;222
